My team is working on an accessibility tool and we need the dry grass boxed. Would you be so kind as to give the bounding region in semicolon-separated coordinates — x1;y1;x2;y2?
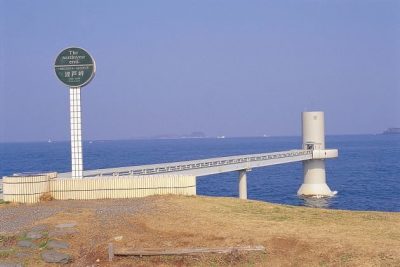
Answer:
1;195;400;266
0;200;10;205
39;192;54;202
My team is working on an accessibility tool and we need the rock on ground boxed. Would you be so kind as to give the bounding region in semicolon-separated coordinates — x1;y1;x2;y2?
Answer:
48;228;78;238
30;224;49;232
41;250;72;264
47;240;70;249
25;231;42;239
16;240;36;248
55;222;77;228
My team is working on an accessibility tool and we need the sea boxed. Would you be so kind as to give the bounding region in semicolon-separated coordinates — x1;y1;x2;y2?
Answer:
0;135;399;212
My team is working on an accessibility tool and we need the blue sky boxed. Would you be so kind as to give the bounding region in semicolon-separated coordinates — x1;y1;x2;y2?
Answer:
0;0;399;142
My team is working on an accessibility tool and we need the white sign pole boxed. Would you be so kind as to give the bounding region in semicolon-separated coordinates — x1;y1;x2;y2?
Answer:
70;87;83;179
55;47;95;179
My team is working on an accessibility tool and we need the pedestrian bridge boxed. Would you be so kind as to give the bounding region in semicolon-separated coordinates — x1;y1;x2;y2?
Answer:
1;111;339;203
60;149;314;178
57;147;337;199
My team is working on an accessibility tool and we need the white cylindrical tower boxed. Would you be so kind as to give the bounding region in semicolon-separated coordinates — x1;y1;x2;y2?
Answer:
297;111;334;197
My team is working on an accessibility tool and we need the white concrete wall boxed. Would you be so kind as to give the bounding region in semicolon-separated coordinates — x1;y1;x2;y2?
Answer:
2;173;56;203
2;173;196;203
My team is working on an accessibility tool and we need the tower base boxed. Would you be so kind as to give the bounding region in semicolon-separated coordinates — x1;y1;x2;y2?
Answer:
297;183;336;197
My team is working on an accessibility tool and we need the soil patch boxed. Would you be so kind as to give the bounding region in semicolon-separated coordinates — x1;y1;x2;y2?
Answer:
0;195;399;266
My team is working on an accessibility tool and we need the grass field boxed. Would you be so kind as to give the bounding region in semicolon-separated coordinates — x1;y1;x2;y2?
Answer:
1;195;399;266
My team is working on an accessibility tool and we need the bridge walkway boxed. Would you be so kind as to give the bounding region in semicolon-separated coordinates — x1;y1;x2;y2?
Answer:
58;149;313;178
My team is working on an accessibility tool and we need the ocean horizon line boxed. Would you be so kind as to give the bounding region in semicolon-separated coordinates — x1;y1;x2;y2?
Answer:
0;133;391;144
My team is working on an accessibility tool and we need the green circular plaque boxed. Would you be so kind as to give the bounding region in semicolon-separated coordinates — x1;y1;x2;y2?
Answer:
54;47;96;87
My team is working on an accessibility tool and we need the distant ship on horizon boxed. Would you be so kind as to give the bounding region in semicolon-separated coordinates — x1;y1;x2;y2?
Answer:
382;128;400;134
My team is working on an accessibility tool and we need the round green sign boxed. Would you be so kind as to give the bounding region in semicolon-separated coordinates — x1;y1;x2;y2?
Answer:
54;47;96;87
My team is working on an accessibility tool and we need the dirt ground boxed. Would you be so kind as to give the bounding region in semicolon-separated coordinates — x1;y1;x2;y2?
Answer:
1;195;399;266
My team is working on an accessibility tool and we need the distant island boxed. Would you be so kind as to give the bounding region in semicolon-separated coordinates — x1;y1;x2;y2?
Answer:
382;128;400;134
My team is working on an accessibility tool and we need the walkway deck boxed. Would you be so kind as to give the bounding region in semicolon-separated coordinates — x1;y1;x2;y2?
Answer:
59;149;313;178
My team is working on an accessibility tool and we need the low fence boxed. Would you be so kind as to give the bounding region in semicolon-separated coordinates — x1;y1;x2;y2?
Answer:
2;173;196;203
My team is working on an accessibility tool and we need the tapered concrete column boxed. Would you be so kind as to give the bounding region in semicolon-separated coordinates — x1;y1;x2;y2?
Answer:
298;111;334;197
238;170;247;199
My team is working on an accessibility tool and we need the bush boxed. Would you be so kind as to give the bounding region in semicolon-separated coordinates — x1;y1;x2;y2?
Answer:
39;192;54;202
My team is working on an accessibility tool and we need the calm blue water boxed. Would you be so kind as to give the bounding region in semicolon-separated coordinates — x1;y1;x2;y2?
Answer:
1;135;399;212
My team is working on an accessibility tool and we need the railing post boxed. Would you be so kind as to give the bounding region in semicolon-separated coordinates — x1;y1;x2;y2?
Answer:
238;169;248;199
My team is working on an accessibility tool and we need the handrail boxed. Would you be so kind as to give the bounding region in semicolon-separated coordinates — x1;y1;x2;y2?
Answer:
81;149;313;178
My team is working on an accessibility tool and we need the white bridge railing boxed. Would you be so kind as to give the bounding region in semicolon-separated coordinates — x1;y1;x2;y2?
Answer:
60;149;313;178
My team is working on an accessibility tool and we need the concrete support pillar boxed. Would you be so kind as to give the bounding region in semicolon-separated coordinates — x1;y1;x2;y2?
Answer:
298;111;334;197
238;170;247;199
